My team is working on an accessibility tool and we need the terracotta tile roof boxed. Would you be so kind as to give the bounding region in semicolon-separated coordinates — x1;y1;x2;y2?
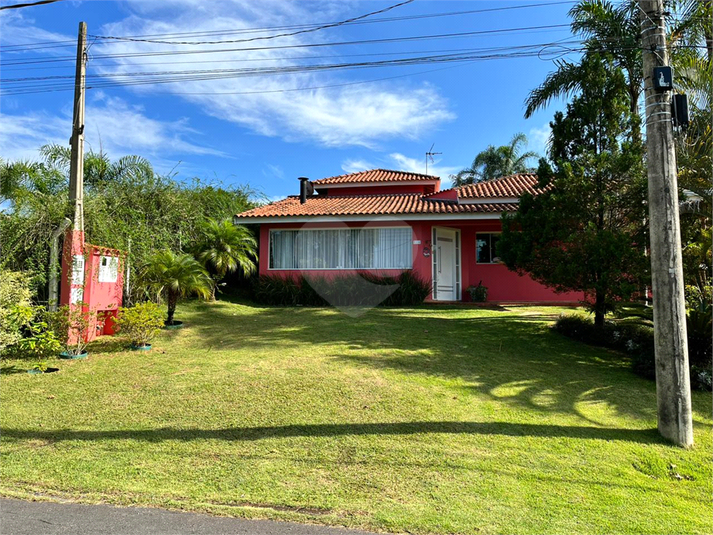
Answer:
236;194;516;219
454;173;545;199
312;168;439;186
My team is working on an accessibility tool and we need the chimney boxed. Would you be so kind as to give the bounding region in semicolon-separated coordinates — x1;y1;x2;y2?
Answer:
298;176;313;204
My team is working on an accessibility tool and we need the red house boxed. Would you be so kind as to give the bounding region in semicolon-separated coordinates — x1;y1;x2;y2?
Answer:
235;169;581;303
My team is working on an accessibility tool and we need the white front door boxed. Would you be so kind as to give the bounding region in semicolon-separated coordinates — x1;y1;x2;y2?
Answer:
433;227;460;301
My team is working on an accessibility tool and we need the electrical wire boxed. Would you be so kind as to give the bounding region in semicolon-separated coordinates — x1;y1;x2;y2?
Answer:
0;23;575;66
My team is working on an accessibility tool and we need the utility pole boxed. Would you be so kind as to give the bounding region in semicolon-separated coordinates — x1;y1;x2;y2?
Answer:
60;21;88;310
68;21;87;232
639;0;693;447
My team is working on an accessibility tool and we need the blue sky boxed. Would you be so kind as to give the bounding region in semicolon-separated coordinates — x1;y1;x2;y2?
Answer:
0;0;577;201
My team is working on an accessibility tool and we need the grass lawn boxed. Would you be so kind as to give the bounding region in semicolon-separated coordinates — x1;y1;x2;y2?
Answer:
1;300;711;534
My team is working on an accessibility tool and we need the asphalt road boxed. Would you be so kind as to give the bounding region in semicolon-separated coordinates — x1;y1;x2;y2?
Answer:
0;499;378;535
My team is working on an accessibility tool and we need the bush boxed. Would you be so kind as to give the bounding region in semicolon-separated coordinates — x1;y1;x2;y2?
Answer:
48;304;95;356
554;314;710;390
0;270;33;353
17;312;62;360
114;302;165;347
252;272;431;307
466;282;488;302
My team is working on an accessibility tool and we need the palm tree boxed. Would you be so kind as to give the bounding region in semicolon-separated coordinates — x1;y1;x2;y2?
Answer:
524;1;642;141
40;144;154;186
194;219;258;300
140;250;212;325
451;133;537;186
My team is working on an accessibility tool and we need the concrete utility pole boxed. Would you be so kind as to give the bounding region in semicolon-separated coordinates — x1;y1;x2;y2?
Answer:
68;21;87;232
639;0;693;447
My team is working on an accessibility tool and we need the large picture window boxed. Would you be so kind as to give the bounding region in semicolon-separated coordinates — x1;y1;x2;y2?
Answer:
270;227;412;270
476;233;501;264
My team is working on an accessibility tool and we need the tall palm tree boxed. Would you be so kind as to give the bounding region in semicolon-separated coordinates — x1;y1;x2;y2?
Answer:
40;144;154;186
524;1;642;141
451;133;537;186
194;219;258;300
140;250;212;325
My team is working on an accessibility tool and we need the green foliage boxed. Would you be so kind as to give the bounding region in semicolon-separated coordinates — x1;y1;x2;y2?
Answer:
115;302;165;347
29;360;49;373
0;271;33;353
499;54;648;328
554;313;711;391
193;219;257;299
252;272;431;307
48;304;94;356
686;297;712;370
1;146;255;301
139;250;212;324
466;282;488;303
17;315;62;360
451;133;537;186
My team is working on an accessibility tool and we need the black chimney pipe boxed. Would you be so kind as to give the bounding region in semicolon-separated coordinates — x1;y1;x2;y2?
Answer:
298;176;312;204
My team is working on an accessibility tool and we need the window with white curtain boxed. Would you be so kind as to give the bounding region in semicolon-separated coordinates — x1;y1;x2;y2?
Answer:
269;227;412;270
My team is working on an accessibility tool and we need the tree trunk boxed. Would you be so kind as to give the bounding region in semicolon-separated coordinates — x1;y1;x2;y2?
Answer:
167;292;178;325
594;290;606;330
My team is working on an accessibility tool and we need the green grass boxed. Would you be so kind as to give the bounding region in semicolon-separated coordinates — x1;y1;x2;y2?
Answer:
1;301;711;534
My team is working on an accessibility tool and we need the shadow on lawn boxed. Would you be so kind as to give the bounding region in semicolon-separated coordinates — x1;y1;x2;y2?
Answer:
183;300;668;427
1;421;663;444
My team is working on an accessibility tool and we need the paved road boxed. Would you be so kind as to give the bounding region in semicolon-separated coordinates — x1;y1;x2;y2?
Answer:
0;499;378;535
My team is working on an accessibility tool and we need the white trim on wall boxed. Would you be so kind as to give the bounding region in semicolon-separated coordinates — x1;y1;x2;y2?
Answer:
237;213;503;224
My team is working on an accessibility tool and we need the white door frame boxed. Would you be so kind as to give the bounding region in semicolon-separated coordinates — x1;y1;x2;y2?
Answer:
432;226;461;301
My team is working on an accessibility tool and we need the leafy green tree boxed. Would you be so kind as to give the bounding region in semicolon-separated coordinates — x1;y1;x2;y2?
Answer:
0;146;255;301
139;250;212;325
499;55;648;328
194;219;257;300
451;133;537;186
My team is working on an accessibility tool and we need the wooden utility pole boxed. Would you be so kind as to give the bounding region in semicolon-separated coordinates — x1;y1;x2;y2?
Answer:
68;21;87;232
639;0;693;447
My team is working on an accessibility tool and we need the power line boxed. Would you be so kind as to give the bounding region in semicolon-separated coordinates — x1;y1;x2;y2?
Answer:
89;0;416;46
0;1;578;53
86;1;577;45
0;0;63;10
0;23;574;66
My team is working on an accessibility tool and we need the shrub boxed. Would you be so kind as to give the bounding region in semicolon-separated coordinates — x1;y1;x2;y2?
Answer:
252;272;431;307
17;312;62;360
114;302;165;348
48;304;95;356
466;282;488;302
0;270;33;353
686;298;712;369
554;313;710;390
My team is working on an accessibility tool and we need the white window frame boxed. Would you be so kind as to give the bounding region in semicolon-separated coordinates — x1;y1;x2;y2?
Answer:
268;227;413;271
476;232;502;265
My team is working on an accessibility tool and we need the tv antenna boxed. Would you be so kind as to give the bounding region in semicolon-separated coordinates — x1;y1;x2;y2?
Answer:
425;143;441;175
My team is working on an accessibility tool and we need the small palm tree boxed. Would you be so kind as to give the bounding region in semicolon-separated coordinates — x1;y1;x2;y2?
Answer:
140;250;212;325
195;220;258;300
451;133;537;186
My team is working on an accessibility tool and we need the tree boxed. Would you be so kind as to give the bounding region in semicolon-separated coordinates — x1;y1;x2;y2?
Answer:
0;146;255;301
194;219;257;300
139;250;212;325
451;133;537;186
525;1;642;141
499;55;648;328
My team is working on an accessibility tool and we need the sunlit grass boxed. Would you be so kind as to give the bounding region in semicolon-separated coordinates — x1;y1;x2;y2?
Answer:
1;300;710;534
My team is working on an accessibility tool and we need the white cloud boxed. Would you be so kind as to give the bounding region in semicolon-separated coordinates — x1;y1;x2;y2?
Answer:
89;0;454;148
528;123;551;156
388;152;460;179
341;159;376;174
262;163;285;180
0;96;221;165
340;153;460;179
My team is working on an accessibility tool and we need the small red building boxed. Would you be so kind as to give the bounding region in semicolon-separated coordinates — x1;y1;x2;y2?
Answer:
235;169;582;303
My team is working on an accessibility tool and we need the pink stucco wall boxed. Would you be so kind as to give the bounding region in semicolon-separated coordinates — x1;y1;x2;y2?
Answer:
258;220;583;304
